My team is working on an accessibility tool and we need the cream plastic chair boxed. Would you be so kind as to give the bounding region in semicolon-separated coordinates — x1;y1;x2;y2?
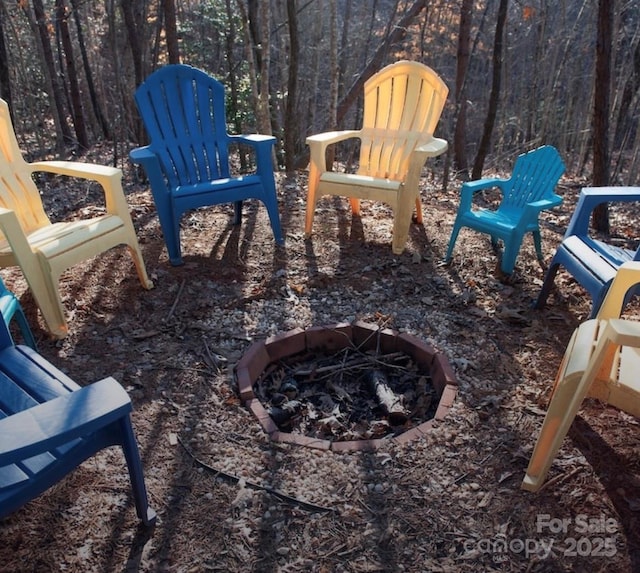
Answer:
0;99;153;338
522;261;640;492
305;60;448;255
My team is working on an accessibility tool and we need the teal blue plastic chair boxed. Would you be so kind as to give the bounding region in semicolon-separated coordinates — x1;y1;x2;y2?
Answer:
0;276;36;349
0;315;156;526
535;187;640;317
130;64;284;266
444;145;566;274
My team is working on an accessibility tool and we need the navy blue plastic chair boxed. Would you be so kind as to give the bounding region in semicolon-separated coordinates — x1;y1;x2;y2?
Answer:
445;146;565;274
0;276;36;349
0;317;156;526
535;187;640;317
130;64;284;266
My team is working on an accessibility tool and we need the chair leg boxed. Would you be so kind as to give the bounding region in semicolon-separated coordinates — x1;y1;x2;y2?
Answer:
500;238;522;275
124;243;154;290
119;417;157;527
391;195;414;255
261;196;284;245
305;163;320;237
534;261;561;310
444;222;463;263
532;229;544;261
154;201;183;266
521;368;589;492
13;305;37;350
414;198;423;224
21;266;68;338
233;201;243;225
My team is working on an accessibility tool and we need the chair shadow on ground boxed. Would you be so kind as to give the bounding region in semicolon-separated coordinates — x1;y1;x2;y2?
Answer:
569;415;640;570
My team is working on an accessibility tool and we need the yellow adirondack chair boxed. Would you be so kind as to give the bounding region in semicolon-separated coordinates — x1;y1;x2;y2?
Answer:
305;60;448;254
0;99;153;338
522;261;640;492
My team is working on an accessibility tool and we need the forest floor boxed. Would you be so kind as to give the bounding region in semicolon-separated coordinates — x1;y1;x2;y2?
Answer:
0;154;639;573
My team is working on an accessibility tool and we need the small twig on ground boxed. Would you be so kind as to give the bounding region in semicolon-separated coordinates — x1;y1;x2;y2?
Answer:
453;450;497;485
352;318;393;353
536;466;582;493
292;351;407;377
202;336;227;374
166;280;186;320
178;436;336;513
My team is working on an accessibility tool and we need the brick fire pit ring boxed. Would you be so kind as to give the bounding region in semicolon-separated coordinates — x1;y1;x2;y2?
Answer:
235;321;458;452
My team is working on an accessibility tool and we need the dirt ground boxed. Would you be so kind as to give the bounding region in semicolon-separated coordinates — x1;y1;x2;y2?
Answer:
0;158;639;573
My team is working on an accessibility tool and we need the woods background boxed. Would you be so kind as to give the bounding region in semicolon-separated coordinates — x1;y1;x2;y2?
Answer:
0;0;639;188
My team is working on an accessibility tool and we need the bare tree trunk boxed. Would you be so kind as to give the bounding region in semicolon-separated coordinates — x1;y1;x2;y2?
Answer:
120;0;144;87
69;0;111;139
26;0;72;149
257;0;271;136
613;27;640;148
163;0;180;64
325;0;338;168
236;0;271;136
338;0;352;101
453;0;472;176
307;0;324;135
283;0;299;173
0;1;12;108
55;0;88;149
224;0;240;133
472;0;508;180
592;0;613;232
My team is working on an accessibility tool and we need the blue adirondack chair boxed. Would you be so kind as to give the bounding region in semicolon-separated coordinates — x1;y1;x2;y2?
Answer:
0;276;36;349
535;187;640;317
130;64;284;266
0;317;156;526
444;145;566;274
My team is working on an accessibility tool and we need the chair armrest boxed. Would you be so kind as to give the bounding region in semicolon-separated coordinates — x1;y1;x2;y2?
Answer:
228;134;276;176
306;130;361;146
517;194;564;232
415;137;448;158
462;178;508;193
0;377;131;466
30;160;119;183
565;186;640;238
526;193;563;211
230;133;276;146
306;130;361;175
129;146;157;165
457;178;508;211
29;160;130;220
130;146;173;198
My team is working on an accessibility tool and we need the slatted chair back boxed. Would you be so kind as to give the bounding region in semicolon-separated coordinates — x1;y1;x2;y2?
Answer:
357;61;448;182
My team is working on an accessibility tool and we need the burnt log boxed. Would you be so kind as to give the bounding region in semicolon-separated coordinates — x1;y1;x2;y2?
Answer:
268;399;303;427
366;370;409;425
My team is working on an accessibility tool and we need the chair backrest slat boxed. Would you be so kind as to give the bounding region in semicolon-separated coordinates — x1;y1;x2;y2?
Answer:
0;100;50;237
358;61;448;181
135;66;230;189
503;145;565;210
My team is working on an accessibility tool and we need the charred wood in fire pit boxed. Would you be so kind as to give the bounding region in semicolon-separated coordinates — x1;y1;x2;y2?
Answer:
268;399;303;426
366;369;409;426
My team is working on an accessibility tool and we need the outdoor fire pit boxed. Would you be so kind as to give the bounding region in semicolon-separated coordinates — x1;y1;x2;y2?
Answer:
235;321;458;452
